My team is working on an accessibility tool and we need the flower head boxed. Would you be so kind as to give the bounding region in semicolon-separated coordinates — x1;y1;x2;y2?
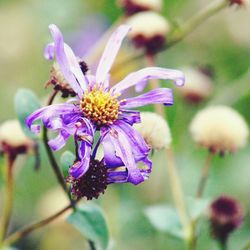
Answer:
190;106;249;154
134;112;171;150
117;0;163;16
0;120;34;160
26;24;184;197
208;195;244;245
127;11;170;55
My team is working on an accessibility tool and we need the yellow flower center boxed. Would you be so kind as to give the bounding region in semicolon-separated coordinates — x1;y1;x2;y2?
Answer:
80;85;122;126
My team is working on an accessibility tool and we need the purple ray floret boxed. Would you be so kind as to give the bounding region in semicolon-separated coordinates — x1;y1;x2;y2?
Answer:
26;24;185;186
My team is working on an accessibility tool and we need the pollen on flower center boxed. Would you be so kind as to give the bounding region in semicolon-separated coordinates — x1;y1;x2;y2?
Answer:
80;85;121;126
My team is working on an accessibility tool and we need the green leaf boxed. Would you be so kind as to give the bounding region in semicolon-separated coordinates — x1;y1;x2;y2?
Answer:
144;205;184;239
187;197;210;220
14;88;41;139
67;203;109;250
60;151;75;177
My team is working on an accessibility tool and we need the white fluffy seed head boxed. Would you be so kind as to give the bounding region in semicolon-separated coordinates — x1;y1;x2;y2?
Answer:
117;0;163;14
127;11;170;39
134;112;172;150
190;106;249;153
0;120;33;148
178;67;213;103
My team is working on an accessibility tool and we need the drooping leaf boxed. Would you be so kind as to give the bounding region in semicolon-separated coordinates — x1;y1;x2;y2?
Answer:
144;204;184;239
14;88;41;139
67;203;109;250
60;151;75;177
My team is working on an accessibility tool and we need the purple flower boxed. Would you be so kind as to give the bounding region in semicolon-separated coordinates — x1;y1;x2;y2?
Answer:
26;24;184;188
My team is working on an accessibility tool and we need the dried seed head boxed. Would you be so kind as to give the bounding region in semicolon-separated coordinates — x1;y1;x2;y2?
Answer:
190;106;249;154
178;66;214;103
117;0;163;16
0;120;34;158
208;195;244;245
134;112;172;150
68;159;108;200
46;61;88;98
127;11;170;54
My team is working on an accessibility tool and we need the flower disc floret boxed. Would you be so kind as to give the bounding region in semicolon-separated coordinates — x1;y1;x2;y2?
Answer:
80;85;122;126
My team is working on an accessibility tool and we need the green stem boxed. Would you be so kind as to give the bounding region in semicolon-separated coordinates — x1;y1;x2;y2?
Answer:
188;153;213;250
2;203;73;247
42;90;75;208
167;0;228;47
0;156;14;243
113;0;228;71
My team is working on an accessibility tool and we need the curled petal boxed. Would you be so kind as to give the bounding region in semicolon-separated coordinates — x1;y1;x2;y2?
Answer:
48;130;70;151
25;103;78;133
48;24;87;95
121;88;173;108
112;67;185;94
69;141;91;178
119;109;141;125
96;25;131;87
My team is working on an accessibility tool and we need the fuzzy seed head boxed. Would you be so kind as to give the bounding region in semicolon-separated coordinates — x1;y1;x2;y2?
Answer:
80;85;121;126
178;67;213;103
0;120;33;149
190;106;249;153
134;112;171;150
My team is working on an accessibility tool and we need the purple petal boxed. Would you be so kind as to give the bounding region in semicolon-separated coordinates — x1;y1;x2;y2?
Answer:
44;43;55;60
119;109;141;125
25;103;78;133
120;88;173;109
104;125;145;185
95;25;131;86
135;80;147;92
48;24;87;95
48;130;70;151
69;141;91;178
112;67;185;94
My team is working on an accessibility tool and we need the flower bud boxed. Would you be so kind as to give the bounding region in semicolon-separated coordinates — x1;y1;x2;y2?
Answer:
190;106;249;154
117;0;163;16
127;11;170;55
208;195;244;245
134;112;171;150
178;66;213;103
0;120;34;159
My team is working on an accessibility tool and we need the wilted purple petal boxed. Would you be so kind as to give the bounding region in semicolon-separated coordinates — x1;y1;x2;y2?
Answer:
48;24;85;96
121;88;173;108
95;25;131;87
48;130;70;151
119;109;141;125
25;103;77;133
112;67;185;94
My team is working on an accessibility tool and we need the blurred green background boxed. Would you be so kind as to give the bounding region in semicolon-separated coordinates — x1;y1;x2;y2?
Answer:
0;0;250;249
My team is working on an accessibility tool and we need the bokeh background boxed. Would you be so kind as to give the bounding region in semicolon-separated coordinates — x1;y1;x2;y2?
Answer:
0;0;250;249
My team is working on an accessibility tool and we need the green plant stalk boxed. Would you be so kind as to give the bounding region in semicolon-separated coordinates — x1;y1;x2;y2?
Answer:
188;153;213;250
2;203;73;247
42;90;75;209
113;0;228;72
0;156;14;243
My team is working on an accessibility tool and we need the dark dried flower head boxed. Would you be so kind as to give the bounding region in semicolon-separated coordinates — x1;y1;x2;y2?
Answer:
209;195;244;245
68;159;108;200
46;61;88;98
117;0;162;16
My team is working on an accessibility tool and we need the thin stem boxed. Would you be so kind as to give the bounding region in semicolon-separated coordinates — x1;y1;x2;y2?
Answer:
42;90;75;208
2;203;73;247
165;147;190;235
145;54;165;117
196;153;213;199
112;0;228;71
0;156;14;242
188;152;214;250
88;240;96;250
